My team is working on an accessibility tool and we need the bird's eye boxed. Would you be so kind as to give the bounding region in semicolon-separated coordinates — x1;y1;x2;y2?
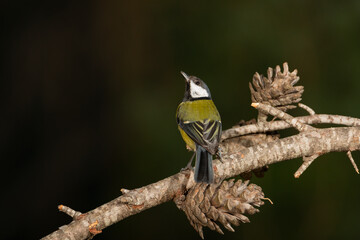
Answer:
195;81;200;85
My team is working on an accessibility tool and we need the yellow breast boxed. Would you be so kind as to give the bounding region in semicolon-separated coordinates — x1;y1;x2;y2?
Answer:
178;126;196;151
176;99;221;122
176;99;221;152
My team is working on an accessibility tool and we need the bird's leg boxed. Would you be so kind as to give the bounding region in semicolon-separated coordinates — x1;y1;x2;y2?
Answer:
181;152;196;171
216;146;224;163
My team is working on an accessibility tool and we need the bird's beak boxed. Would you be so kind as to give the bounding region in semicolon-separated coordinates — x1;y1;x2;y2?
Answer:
180;71;190;82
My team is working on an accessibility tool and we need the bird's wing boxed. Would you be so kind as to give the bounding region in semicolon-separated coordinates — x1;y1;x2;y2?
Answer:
179;119;222;155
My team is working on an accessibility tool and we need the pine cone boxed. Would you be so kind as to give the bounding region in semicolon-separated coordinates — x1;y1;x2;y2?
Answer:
249;62;303;112
174;179;266;239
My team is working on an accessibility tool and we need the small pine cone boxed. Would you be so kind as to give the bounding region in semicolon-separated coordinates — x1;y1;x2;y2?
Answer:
249;62;303;112
174;179;267;239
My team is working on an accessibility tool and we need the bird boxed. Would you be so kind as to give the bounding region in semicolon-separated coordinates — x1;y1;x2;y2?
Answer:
176;71;222;184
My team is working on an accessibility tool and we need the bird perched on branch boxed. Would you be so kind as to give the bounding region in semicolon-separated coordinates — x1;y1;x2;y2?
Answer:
176;72;222;184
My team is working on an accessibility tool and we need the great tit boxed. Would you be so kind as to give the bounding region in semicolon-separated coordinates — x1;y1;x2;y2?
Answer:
176;72;222;184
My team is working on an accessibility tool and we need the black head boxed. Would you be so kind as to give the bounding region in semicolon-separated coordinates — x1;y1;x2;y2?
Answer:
181;71;212;101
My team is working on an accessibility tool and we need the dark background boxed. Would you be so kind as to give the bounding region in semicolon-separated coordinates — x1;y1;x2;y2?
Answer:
2;0;360;239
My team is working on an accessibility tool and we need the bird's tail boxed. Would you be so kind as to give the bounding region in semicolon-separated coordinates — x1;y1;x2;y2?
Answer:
194;145;214;184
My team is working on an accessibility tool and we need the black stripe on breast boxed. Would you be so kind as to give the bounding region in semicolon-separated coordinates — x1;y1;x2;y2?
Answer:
189;97;211;101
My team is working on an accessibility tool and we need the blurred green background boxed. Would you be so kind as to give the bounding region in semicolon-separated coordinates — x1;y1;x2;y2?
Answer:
2;0;360;239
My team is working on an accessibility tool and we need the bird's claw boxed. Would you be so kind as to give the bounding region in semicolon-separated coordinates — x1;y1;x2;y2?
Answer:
181;165;193;172
216;146;224;163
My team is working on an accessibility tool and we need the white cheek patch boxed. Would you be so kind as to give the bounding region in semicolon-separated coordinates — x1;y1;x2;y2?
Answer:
190;81;209;98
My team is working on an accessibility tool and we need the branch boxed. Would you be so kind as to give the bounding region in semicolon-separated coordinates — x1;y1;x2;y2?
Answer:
347;150;359;174
294;154;320;178
251;102;314;132
298;103;315;115
221;114;360;140
42;124;360;240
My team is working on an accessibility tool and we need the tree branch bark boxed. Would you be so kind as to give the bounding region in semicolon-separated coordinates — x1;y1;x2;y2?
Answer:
42;119;360;240
221;114;360;140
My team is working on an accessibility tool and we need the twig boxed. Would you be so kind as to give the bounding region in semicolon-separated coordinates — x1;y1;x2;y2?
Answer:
120;188;130;194
347;151;359;174
294;154;320;178
251;102;313;132
298;103;315;115
221;114;360;140
58;205;82;219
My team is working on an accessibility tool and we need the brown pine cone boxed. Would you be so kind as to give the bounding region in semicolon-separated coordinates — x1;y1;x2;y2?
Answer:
249;62;303;112
174;179;268;239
